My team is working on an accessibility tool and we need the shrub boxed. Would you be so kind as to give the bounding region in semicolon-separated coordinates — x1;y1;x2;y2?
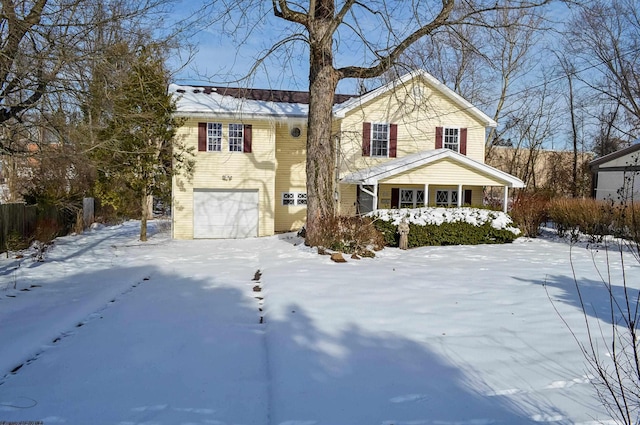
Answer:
548;198;614;240
510;191;551;237
315;215;385;255
370;207;520;247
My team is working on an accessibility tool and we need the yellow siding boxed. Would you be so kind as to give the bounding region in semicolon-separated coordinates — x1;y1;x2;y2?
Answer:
336;76;488;178
172;118;276;239
338;183;357;216
381;158;505;186
274;122;308;232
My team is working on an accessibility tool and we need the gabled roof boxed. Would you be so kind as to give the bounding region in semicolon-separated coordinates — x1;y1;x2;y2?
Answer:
590;141;640;168
340;148;525;187
333;70;497;128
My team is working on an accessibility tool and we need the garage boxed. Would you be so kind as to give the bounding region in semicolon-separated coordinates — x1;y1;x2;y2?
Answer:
193;189;259;239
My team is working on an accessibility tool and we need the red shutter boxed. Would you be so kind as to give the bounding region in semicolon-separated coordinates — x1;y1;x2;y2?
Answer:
362;122;371;156
435;126;443;149
460;128;467;155
389;124;397;158
243;124;252;153
391;188;400;208
198;122;207;151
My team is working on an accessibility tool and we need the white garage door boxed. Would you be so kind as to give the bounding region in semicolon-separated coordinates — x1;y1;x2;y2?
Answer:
193;190;259;239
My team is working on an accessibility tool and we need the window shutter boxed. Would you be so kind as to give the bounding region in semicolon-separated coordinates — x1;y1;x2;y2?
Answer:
243;124;252;153
460;128;467;155
435;126;443;149
391;188;399;209
198;122;207;151
362;122;371;156
389;124;397;158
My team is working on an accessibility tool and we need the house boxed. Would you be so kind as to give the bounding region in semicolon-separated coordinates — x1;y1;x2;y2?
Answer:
590;142;640;202
170;70;525;239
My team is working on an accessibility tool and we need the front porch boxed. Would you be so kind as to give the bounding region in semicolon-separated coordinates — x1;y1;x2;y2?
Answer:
339;149;525;214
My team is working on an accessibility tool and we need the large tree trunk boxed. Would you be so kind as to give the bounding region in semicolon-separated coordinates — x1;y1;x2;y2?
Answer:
304;18;340;247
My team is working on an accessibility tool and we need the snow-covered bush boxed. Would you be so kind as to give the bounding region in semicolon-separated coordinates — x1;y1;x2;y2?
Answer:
368;207;520;247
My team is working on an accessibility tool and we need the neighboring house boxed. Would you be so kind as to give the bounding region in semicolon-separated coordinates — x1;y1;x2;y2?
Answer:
170;70;525;239
590;142;640;202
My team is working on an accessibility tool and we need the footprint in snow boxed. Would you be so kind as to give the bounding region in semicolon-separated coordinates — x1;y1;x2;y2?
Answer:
545;376;591;389
389;393;429;403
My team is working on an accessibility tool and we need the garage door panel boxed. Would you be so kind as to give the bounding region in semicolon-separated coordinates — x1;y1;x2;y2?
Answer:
193;190;258;239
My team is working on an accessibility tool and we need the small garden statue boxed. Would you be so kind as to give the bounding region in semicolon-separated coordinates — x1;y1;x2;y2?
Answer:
398;218;410;250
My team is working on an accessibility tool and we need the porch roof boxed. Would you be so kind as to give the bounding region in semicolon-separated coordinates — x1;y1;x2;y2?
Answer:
339;148;525;188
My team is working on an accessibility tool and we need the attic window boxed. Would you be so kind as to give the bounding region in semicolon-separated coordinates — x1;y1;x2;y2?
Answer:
290;127;301;138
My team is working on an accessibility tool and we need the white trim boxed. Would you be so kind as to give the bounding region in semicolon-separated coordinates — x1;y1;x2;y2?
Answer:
444;127;460;152
424;183;429;206
371;122;390;158
333;70;497;127
503;187;509;213
340;148;525;188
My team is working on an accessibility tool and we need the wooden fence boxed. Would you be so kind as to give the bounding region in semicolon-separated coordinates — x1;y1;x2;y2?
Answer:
0;203;76;253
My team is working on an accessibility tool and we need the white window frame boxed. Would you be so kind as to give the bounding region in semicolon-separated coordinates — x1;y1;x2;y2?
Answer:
399;189;425;208
444;127;460;152
371;123;389;158
435;189;458;207
228;123;244;152
207;123;222;152
282;192;307;206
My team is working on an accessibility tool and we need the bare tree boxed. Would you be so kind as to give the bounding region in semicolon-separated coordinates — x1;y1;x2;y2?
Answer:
199;0;557;245
0;0;175;155
567;0;640;134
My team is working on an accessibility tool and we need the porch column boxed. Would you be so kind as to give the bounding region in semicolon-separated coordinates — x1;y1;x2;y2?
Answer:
457;184;462;207
424;184;429;207
373;183;379;211
503;186;509;212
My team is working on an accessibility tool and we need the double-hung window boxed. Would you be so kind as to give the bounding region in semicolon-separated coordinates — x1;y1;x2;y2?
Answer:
207;123;222;152
444;128;459;152
371;123;389;157
228;124;244;152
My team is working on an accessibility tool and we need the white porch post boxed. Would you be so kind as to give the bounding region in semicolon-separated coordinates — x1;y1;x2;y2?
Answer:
457;184;462;207
373;183;379;211
503;186;509;212
424;184;429;207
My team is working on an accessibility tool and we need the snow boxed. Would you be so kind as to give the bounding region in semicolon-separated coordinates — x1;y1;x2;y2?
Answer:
170;84;310;117
369;207;521;234
0;219;636;424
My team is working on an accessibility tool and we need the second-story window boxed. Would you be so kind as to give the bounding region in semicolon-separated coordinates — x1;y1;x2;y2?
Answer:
444;128;459;152
207;123;222;151
371;123;389;157
228;124;244;152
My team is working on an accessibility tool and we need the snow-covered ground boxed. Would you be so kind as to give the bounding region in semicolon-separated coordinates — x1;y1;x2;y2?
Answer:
0;220;636;425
